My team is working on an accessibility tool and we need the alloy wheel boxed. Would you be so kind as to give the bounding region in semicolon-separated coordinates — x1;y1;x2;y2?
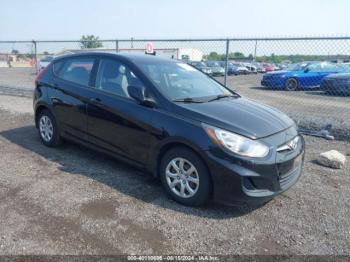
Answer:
286;78;298;91
39;115;54;142
165;157;199;198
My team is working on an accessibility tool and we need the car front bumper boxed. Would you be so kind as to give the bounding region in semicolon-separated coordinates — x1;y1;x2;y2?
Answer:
204;129;305;205
320;79;350;94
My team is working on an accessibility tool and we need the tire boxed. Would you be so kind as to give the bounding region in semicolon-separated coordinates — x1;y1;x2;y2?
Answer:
37;109;62;147
160;147;211;206
285;78;299;91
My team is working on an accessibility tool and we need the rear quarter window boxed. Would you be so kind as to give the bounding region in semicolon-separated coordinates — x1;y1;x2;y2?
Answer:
53;60;65;75
54;58;95;86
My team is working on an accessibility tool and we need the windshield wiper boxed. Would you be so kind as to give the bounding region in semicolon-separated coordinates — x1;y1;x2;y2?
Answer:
172;97;204;103
207;94;237;102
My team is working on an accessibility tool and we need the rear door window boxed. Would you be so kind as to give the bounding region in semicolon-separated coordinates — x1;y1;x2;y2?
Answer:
55;58;95;86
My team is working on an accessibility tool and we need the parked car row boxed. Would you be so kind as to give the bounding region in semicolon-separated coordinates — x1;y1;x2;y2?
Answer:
189;59;350;95
261;61;350;95
188;61;260;76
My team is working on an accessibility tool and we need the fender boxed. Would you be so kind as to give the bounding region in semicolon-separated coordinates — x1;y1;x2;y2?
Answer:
147;135;211;178
33;85;55;127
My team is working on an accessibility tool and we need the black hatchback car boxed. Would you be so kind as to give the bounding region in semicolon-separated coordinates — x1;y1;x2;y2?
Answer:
34;52;305;206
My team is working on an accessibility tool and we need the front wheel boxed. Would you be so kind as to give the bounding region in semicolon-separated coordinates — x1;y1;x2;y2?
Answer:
285;78;299;91
160;147;211;206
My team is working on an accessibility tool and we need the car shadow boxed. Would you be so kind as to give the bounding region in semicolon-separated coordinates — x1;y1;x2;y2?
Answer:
249;86;334;95
249;86;284;91
0;125;264;219
304;91;328;97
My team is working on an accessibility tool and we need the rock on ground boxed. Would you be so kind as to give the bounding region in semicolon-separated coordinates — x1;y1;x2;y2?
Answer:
317;150;346;169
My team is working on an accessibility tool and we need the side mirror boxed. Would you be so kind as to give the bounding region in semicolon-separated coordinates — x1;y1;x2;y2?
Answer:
127;85;156;108
304;68;310;73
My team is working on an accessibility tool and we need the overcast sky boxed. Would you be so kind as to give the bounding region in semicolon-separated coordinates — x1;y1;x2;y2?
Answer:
1;0;350;40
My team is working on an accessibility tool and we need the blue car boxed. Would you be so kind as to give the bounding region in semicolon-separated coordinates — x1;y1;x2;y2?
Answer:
261;62;350;91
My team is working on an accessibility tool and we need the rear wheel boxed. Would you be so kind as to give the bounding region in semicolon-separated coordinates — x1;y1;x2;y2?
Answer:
37;109;62;147
160;147;211;206
285;78;299;91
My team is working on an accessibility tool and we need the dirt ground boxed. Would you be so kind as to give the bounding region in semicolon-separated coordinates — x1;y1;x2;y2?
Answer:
0;94;349;255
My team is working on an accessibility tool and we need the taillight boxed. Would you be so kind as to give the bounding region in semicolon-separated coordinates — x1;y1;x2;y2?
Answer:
35;67;46;83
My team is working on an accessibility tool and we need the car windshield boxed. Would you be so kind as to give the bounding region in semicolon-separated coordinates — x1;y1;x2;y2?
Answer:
139;61;232;101
286;62;310;71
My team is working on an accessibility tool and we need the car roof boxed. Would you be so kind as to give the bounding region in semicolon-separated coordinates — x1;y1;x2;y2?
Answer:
53;51;178;64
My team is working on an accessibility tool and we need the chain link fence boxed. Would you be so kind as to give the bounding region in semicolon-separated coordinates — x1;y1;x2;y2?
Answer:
0;37;350;140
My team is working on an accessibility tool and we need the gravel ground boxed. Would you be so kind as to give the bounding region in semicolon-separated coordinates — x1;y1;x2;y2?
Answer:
0;68;349;140
0;68;35;90
0;94;349;255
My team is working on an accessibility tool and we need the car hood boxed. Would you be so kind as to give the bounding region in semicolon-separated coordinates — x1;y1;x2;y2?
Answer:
176;97;294;139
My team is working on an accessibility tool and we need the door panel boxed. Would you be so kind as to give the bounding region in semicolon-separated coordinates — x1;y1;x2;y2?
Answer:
86;58;154;164
49;79;89;140
297;71;321;87
86;91;153;164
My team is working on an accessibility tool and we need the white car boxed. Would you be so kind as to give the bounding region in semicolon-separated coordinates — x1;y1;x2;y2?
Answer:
231;63;250;75
243;63;258;74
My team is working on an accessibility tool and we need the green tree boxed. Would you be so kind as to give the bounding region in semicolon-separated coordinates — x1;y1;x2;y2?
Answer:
43;51;49;55
233;52;245;58
205;52;222;61
80;35;103;49
11;49;19;55
227;52;246;60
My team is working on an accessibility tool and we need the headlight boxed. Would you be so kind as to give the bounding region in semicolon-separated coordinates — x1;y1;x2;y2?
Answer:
203;124;269;158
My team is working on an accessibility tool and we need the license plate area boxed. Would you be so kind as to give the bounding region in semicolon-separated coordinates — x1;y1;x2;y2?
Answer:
278;154;302;180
